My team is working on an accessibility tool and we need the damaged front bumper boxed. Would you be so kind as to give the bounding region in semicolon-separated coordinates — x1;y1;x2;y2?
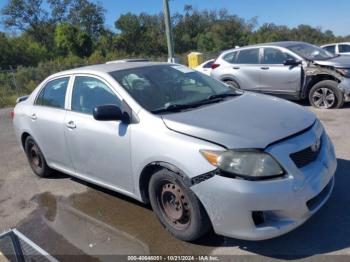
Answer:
339;78;350;102
191;122;337;240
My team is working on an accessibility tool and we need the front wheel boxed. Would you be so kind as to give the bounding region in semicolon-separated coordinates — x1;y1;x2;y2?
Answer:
148;169;211;241
309;80;344;109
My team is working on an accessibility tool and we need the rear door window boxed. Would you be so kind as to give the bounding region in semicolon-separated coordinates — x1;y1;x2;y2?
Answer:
236;49;260;64
35;77;69;109
339;44;350;53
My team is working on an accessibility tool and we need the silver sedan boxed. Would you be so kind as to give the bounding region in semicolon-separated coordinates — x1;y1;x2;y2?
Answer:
12;62;337;241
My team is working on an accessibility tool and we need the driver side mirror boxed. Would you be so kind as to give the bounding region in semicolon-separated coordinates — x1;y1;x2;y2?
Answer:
284;58;302;66
93;105;129;123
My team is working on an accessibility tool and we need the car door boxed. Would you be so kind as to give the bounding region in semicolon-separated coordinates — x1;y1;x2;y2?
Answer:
259;47;302;95
64;75;134;192
231;48;261;91
29;76;74;172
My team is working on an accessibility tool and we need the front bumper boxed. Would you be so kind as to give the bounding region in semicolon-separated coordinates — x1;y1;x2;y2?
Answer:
339;78;350;102
191;122;337;240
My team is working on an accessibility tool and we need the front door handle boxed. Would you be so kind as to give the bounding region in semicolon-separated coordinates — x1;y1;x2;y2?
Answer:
66;121;76;129
30;113;37;120
261;67;270;70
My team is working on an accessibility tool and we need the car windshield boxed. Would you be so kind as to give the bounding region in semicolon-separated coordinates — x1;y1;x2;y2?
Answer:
110;64;238;113
287;43;337;60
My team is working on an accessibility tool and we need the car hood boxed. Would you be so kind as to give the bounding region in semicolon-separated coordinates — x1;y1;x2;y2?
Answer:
162;93;316;149
314;55;350;68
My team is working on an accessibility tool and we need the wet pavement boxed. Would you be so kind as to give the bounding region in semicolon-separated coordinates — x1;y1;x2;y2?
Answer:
0;104;350;261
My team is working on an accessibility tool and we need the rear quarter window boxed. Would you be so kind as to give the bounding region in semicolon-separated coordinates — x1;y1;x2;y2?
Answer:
223;52;238;64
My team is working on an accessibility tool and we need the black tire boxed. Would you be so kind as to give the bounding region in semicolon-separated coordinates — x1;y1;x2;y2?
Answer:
148;169;211;241
309;80;344;109
24;136;52;177
224;79;240;89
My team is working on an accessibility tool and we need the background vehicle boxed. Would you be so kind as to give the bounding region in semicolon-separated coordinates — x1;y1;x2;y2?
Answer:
321;42;350;56
211;41;350;109
194;59;215;76
13;62;336;242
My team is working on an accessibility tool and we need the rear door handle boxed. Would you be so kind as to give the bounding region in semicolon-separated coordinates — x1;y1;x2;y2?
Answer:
261;67;270;70
66;121;76;129
233;66;240;70
30;113;37;120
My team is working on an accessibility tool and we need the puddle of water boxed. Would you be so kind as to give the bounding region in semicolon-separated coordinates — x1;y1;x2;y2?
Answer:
16;183;226;259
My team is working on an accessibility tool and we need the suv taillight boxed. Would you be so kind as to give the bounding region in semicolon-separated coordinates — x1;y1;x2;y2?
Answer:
211;63;220;69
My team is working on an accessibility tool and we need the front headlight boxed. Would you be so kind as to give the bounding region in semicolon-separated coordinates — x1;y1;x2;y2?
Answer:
337;68;350;78
200;150;284;180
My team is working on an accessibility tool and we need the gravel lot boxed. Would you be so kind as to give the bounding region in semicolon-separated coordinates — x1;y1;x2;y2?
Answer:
0;104;349;261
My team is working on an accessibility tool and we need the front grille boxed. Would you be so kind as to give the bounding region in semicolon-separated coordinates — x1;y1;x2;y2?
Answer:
290;139;322;168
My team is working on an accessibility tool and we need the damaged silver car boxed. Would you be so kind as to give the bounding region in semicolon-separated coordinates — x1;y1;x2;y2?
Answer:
13;62;337;241
211;41;350;109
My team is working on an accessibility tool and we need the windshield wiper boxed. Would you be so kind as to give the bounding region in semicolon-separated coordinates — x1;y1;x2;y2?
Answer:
151;92;240;114
152;97;227;114
206;92;239;100
151;103;196;114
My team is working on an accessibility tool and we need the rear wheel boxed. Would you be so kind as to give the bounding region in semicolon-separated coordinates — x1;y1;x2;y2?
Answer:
224;79;240;89
25;136;51;177
148;169;211;241
309;80;344;109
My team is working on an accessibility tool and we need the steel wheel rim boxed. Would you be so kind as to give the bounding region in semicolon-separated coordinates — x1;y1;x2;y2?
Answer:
28;142;43;171
158;181;191;230
312;87;335;109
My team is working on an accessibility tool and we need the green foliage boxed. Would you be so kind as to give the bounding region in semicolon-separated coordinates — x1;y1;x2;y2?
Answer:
67;0;105;38
1;0;104;50
1;2;350;108
55;23;93;57
114;13;167;56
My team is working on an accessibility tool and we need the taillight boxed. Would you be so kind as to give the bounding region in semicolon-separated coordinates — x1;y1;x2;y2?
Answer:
10;110;15;120
211;63;220;69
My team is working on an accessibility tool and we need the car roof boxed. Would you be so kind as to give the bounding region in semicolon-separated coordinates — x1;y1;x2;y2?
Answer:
221;41;309;54
52;61;169;77
106;59;150;64
321;42;350;47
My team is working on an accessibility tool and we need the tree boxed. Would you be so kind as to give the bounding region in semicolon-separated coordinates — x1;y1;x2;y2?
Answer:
114;13;166;56
1;0;51;45
67;0;105;39
197;32;216;51
249;23;291;44
55;23;92;57
48;0;72;23
2;0;105;48
0;32;12;69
